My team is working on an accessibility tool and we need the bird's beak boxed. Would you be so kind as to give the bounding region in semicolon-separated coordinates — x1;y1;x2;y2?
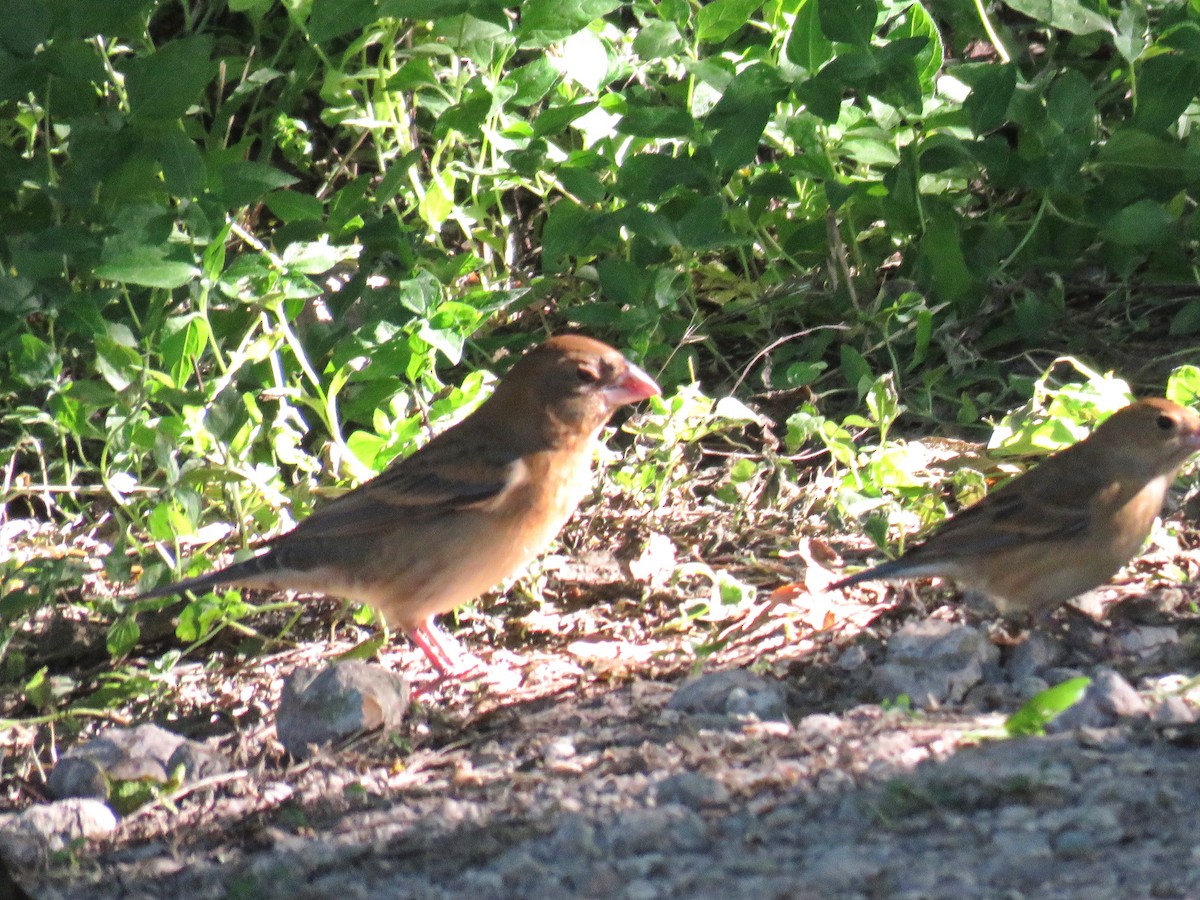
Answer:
1184;425;1200;451
604;361;661;408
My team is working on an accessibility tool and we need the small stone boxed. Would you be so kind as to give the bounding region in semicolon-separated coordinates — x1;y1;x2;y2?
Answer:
1012;675;1051;701
1109;625;1179;659
0;799;117;865
276;661;410;759
666;669;786;722
652;772;729;809
1006;631;1064;681
1151;696;1197;725
874;620;999;709
603;805;708;856
1046;668;1148;733
837;644;868;671
46;723;226;800
625;878;659;900
167;741;230;781
543;737;577;764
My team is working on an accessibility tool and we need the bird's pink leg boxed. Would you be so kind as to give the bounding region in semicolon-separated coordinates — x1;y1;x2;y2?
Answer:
406;616;483;679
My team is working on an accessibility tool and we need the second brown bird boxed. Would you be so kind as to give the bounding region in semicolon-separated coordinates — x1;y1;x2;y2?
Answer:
831;397;1200;617
137;335;661;675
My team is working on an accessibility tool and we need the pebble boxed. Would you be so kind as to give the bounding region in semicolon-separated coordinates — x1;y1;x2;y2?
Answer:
1046;668;1148;733
276;661;410;759
873;620;999;708
45;723;228;801
666;669;787;723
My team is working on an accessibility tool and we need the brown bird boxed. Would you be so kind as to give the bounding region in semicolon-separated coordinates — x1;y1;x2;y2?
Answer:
830;398;1200;618
137;335;661;675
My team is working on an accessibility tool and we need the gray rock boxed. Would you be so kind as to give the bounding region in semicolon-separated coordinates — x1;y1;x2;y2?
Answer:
1045;668;1148;733
46;723;226;800
602;805;709;856
167;741;230;781
0;798;117;865
666;669;786;722
837;644;868;670
873;620;999;709
1150;696;1196;725
1006;631;1063;681
276;661;410;759
652;772;729;809
1108;625;1179;659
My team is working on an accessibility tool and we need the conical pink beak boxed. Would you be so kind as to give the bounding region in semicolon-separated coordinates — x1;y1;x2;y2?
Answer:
604;361;661;408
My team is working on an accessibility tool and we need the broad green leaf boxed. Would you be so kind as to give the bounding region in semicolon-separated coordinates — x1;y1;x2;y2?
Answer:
818;0;876;44
1004;0;1113;36
888;1;943;93
95;248;199;289
210;160;299;208
697;0;763;43
962;63;1016;135
1133;55;1200;135
107;616;141;658
519;0;622;46
784;0;834;71
1005;677;1091;736
124;35;215;120
1099;199;1174;247
634;20;686;60
265;190;325;223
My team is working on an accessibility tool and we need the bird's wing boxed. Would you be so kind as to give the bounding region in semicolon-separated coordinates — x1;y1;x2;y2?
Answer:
286;437;527;541
918;455;1119;558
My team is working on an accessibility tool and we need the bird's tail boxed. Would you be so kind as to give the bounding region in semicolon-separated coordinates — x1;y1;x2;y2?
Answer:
135;552;274;601
827;557;909;593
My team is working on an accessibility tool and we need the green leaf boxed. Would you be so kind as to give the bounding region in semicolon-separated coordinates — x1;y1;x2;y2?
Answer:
154;124;206;199
307;0;380;42
519;0;622;46
705;63;786;172
888;0;943;93
107;616;141;658
697;0;764;43
785;0;834;71
210;160;299;209
617;152;711;203
1134;55;1200;135
1098;199;1175;247
265;190;325;223
963;64;1016;135
1096;130;1200;181
124;35;216;120
1169;301;1200;337
1005;677;1091;736
634;20;686;60
1004;0;1113;36
818;0;876;44
95;247;199;290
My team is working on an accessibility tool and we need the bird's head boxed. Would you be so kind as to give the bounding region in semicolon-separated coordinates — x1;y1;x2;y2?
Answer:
488;335;661;444
1094;397;1200;476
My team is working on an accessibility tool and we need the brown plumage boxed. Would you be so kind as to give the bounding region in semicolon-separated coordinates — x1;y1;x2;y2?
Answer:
137;336;661;675
831;398;1200;617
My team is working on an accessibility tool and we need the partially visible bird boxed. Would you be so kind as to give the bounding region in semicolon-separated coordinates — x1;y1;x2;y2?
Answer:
830;398;1200;618
137;336;661;676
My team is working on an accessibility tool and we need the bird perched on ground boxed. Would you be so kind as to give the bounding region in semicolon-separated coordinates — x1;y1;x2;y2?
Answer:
137;335;661;676
830;398;1200;618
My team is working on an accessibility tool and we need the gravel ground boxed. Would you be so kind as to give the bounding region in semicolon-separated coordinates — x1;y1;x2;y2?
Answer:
16;643;1200;900
7;507;1200;899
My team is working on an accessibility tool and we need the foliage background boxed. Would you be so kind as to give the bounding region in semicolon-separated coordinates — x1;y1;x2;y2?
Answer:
3;0;1200;674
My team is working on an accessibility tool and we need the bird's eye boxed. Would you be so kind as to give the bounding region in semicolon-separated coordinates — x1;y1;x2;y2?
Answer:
575;365;600;385
1156;414;1176;431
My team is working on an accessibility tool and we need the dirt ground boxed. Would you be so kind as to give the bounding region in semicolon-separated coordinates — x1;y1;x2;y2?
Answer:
5;442;1200;899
